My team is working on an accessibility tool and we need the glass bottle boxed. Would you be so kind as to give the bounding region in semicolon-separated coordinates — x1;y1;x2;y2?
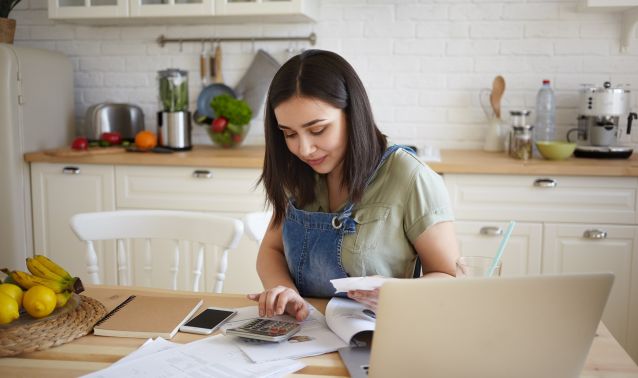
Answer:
510;124;534;160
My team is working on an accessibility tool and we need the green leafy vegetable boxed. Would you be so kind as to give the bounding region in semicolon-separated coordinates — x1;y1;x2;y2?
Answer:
210;95;252;126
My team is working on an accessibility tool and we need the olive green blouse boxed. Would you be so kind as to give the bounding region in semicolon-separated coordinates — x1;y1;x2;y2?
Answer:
301;148;455;278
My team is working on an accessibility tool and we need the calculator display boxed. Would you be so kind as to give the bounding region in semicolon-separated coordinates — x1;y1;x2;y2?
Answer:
225;318;301;342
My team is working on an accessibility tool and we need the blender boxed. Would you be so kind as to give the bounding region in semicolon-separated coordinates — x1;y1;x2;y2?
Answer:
157;69;192;151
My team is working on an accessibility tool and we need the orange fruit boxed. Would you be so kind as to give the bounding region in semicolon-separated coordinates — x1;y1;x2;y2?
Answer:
135;131;157;150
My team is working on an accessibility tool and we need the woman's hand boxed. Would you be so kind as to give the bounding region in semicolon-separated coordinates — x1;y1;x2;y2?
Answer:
347;287;381;311
247;286;309;321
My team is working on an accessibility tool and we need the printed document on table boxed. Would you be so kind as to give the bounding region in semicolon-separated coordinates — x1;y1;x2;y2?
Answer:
224;305;348;363
81;334;304;378
111;337;180;367
324;298;376;345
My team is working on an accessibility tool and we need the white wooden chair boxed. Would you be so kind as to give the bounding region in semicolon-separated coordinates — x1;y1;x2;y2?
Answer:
243;211;272;245
69;210;243;293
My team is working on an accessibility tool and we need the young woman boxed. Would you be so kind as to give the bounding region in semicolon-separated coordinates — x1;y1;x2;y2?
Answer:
248;50;459;321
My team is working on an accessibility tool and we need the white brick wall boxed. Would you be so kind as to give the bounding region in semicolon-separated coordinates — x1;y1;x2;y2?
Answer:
11;0;638;149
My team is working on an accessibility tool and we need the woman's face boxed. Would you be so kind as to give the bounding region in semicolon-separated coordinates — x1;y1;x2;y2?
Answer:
274;96;348;176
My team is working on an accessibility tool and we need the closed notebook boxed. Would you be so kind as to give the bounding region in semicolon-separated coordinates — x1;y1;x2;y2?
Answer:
93;295;203;339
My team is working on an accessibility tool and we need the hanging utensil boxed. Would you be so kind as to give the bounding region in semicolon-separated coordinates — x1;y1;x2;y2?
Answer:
199;41;209;87
490;75;506;119
195;44;237;121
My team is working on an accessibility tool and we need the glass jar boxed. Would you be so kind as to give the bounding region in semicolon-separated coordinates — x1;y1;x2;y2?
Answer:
509;124;534;160
510;109;531;127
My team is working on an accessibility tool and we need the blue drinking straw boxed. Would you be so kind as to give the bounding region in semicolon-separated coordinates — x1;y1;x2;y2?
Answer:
486;220;516;277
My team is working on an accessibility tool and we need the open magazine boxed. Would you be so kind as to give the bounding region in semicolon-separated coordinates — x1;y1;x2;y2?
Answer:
223;298;375;363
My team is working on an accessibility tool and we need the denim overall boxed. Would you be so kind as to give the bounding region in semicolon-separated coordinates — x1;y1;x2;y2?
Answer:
282;144;413;297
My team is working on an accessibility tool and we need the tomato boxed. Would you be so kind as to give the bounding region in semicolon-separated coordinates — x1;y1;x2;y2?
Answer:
232;134;243;143
100;131;122;145
211;117;228;133
71;137;88;150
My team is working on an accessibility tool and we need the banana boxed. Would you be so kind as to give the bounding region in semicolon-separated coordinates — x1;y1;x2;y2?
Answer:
34;255;73;282
26;257;67;283
56;291;72;308
0;269;68;293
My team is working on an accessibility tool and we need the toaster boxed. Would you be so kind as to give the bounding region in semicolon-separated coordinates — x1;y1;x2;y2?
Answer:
82;103;145;140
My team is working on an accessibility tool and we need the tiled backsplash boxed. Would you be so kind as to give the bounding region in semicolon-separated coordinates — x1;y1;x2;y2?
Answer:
12;0;638;149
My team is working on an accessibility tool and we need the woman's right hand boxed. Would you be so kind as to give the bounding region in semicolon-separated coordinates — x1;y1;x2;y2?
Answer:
247;286;309;321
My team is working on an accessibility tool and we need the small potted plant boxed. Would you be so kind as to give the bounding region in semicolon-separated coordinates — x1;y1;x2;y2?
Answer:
205;94;252;148
0;0;21;43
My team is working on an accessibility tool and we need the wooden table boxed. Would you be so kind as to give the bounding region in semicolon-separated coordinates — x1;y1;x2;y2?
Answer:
1;285;637;378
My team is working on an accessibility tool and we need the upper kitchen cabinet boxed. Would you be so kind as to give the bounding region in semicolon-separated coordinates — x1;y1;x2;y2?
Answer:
48;0;129;19
48;0;318;22
578;0;638;52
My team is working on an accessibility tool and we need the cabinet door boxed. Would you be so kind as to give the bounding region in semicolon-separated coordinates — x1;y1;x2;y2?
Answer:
216;0;318;20
130;0;215;17
48;0;129;19
31;163;116;284
455;221;542;276
543;223;638;358
116;165;265;294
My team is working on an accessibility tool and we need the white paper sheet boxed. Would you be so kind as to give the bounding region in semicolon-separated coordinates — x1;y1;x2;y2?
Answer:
223;305;347;363
80;334;304;378
330;276;389;293
111;337;180;367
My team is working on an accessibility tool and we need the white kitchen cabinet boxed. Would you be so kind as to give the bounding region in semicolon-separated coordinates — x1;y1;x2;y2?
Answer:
543;223;638;351
48;0;129;19
455;221;542;276
444;173;638;362
115;165;265;294
30;163;116;286
578;0;638;52
48;0;317;21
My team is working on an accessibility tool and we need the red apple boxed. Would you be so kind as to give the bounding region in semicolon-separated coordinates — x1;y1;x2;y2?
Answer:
71;137;88;150
211;117;228;133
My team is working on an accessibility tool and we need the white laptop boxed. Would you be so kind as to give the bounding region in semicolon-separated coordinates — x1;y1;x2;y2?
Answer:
339;273;614;378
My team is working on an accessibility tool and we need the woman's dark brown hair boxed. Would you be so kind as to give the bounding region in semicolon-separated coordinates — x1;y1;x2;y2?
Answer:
260;49;387;225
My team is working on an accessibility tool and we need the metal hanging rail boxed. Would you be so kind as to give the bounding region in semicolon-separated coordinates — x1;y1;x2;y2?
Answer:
157;32;316;48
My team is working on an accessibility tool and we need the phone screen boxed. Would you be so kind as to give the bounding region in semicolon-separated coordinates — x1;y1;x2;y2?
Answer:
184;308;236;329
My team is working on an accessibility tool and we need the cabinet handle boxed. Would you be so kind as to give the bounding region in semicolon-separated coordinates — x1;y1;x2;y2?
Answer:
192;170;212;179
62;167;80;175
583;229;607;240
479;226;503;236
533;178;557;188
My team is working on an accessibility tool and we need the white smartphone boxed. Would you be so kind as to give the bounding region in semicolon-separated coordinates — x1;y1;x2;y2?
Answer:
179;307;238;335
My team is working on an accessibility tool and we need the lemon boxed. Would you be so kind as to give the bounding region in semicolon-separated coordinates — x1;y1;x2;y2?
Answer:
0;283;24;308
23;285;57;318
0;291;19;324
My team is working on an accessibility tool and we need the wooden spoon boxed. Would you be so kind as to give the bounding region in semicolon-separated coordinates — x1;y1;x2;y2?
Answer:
490;75;506;119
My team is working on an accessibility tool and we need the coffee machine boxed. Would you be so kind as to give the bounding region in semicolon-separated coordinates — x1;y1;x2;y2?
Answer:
157;69;192;151
568;81;637;159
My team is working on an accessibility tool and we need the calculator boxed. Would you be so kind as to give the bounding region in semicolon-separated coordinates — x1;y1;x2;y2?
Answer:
225;318;301;342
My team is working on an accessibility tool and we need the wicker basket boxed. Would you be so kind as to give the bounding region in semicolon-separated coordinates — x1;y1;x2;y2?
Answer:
0;18;16;44
0;295;106;357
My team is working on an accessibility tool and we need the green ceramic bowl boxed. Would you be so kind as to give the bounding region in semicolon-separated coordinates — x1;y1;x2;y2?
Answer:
535;141;577;160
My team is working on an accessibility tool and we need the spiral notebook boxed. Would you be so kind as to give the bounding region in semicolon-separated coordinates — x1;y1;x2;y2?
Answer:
93;295;203;339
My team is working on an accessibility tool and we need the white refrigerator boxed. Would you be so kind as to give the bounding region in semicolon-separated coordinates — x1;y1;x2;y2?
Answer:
0;44;74;270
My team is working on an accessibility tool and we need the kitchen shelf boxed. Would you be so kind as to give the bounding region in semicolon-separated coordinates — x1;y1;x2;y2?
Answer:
578;0;638;52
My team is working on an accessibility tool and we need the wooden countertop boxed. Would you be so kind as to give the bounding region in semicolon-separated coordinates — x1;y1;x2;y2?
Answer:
1;285;636;377
24;145;638;177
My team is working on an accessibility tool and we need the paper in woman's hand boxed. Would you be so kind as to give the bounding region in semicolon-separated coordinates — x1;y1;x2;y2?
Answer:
330;276;389;293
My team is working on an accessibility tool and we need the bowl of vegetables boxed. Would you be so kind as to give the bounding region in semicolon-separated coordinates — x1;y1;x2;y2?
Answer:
199;95;252;148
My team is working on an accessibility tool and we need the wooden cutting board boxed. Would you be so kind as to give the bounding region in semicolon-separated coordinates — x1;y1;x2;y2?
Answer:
44;146;127;157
